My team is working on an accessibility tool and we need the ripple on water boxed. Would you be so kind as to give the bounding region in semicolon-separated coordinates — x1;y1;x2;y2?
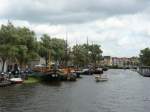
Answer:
1;69;150;112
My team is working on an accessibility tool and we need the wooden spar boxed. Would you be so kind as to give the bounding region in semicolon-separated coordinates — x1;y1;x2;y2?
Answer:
48;50;51;69
87;36;89;46
64;32;68;67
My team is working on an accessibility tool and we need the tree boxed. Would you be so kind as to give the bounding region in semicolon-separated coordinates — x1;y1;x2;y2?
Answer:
0;45;17;72
0;22;18;72
50;38;66;63
72;44;103;67
0;22;104;71
0;22;39;71
139;48;150;66
87;44;103;66
16;27;38;68
39;34;66;66
72;45;88;67
0;22;19;45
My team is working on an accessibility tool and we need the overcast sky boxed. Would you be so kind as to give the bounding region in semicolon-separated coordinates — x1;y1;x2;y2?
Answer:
0;0;150;57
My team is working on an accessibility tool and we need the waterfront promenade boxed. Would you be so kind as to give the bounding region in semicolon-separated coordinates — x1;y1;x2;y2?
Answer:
0;69;150;112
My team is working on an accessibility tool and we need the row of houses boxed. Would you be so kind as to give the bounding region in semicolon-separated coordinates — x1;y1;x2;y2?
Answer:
101;56;139;67
0;55;139;72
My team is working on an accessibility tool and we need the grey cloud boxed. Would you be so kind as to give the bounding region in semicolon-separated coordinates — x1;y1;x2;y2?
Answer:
1;0;150;24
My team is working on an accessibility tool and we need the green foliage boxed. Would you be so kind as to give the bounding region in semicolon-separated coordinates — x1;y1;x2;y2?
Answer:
87;44;103;64
50;38;65;62
0;22;103;71
139;48;150;66
0;22;19;45
0;22;38;71
16;27;38;66
72;44;103;67
72;45;87;67
38;34;66;65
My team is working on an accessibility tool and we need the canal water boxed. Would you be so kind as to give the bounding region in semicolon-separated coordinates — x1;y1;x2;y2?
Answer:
1;69;150;112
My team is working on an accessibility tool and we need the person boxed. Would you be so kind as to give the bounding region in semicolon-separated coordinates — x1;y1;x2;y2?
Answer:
13;64;20;77
0;72;4;82
24;67;29;80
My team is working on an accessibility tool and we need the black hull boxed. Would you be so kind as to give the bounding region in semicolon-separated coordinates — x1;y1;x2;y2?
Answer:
93;70;103;74
76;73;81;78
139;72;150;77
103;68;108;71
81;71;94;75
41;74;61;81
138;66;150;77
60;73;77;81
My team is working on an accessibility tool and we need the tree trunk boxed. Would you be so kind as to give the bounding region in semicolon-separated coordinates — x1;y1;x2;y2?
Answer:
46;58;48;66
2;59;6;72
20;62;23;71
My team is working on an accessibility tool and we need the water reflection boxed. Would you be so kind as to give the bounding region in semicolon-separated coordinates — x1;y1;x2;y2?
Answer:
41;81;62;87
0;69;150;112
0;84;38;112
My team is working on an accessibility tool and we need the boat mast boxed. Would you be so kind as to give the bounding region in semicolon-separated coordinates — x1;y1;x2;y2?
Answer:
48;50;51;69
75;39;78;68
64;32;68;67
87;36;89;46
86;36;89;67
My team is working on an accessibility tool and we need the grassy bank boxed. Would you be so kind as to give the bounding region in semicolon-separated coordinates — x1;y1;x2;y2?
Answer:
23;76;41;84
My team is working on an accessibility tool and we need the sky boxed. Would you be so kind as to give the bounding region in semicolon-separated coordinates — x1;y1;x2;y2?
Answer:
0;0;150;57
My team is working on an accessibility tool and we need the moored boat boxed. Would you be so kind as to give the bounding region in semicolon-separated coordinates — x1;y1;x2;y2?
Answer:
138;66;150;77
81;68;94;75
66;73;77;81
94;74;108;82
10;78;24;84
93;68;103;74
102;67;108;71
75;71;82;78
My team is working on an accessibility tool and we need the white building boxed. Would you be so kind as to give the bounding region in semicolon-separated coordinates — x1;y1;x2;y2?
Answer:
112;57;139;67
102;56;112;66
29;57;46;68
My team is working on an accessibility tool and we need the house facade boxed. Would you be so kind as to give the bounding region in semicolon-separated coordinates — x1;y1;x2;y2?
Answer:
0;57;46;72
101;56;139;67
103;56;112;66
